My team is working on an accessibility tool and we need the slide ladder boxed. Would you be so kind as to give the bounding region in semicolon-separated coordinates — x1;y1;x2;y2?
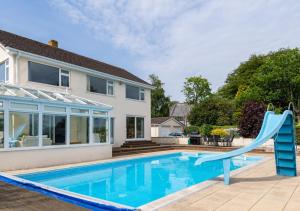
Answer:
274;114;297;176
195;110;297;184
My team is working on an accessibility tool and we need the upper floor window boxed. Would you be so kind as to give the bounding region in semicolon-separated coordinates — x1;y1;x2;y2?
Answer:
126;85;144;101
28;61;69;87
0;60;9;82
87;75;114;95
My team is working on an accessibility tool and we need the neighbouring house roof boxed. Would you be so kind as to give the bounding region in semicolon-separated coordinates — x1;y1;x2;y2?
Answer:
0;29;150;86
151;117;184;126
169;103;191;117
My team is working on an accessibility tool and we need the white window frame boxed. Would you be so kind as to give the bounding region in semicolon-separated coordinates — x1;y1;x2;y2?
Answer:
0;59;9;82
87;75;114;96
0;99;111;151
107;80;114;96
59;69;70;87
126;115;145;140
125;85;145;101
28;61;70;88
140;88;145;101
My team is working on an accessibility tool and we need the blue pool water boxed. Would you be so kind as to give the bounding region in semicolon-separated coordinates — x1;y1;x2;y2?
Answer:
18;152;261;207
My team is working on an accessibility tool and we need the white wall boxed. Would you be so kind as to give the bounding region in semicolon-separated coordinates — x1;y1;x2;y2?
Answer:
0;46;8;62
151;119;183;137
14;56;151;147
0;145;112;171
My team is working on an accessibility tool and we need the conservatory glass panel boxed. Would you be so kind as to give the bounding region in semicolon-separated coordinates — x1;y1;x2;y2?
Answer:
0;111;3;148
42;114;66;146
70;116;89;144
93;117;107;143
9;112;39;148
11;102;38;110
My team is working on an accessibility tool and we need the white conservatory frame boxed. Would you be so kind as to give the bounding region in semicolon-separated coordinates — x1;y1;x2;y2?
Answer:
0;83;113;151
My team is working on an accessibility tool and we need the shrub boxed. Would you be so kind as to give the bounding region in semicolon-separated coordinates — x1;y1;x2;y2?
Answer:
296;124;300;145
211;128;229;137
184;125;199;134
199;124;213;136
239;101;266;138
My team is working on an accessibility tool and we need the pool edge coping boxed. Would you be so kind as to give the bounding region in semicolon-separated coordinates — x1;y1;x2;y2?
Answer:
0;150;268;210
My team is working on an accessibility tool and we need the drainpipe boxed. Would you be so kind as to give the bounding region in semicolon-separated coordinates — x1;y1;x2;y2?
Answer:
15;52;20;85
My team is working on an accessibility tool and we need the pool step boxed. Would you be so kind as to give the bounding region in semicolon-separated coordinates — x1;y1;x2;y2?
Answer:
274;115;297;177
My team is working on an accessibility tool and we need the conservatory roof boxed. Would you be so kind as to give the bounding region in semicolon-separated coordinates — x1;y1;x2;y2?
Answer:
0;83;112;110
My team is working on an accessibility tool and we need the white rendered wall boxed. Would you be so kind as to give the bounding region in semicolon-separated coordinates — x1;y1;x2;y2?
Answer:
15;56;151;147
0;144;112;171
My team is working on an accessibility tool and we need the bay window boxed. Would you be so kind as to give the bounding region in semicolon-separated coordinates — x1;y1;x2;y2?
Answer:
87;76;114;96
126;116;145;139
28;61;69;87
126;85;145;101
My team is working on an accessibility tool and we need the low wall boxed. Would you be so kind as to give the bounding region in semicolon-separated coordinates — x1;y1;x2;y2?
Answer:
0;144;112;171
152;137;189;145
232;137;274;151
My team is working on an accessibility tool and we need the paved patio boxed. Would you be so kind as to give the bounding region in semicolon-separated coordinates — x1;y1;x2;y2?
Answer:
1;150;300;210
158;154;300;211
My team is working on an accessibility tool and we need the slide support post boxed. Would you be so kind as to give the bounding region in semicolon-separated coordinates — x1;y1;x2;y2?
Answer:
223;158;231;185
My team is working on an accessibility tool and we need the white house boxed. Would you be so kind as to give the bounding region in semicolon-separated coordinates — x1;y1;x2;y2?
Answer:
151;117;184;137
0;29;152;170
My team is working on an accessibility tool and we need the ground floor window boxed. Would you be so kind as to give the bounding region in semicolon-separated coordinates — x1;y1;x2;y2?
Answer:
93;117;107;143
43;114;66;146
9;112;39;148
126;116;145;139
70;116;89;144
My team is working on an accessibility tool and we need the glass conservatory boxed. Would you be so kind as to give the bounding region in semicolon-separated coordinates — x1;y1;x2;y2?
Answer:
0;83;112;150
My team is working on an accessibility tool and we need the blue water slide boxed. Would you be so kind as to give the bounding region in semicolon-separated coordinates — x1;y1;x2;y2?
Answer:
195;110;297;184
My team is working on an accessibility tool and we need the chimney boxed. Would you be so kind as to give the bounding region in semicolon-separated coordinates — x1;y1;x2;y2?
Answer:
48;40;58;48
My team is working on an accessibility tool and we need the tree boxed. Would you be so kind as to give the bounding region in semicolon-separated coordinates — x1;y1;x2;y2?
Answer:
218;48;300;121
183;76;211;104
239;101;266;138
188;95;235;126
149;74;171;117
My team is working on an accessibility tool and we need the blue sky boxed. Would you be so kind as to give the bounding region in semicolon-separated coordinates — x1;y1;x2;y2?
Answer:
1;0;300;101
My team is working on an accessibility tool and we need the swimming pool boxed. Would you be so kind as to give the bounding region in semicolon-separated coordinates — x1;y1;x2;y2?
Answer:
16;152;261;208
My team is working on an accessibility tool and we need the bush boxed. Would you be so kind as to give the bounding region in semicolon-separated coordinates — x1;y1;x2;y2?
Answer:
296;124;300;145
184;125;199;134
239;101;266;138
211;128;229;137
199;124;213;136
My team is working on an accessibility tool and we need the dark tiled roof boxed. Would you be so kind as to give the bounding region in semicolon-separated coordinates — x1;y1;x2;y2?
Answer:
151;117;184;126
169;103;191;117
0;29;150;85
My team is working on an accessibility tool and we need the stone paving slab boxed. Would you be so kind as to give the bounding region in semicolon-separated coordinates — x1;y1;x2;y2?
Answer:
158;155;300;211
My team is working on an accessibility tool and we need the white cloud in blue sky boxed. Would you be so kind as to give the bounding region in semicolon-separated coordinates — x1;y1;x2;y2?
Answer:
2;0;300;101
50;0;300;101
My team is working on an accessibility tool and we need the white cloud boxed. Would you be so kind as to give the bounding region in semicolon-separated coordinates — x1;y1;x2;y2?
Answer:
50;0;300;101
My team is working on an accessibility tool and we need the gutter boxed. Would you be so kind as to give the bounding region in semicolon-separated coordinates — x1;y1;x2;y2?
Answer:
6;47;155;90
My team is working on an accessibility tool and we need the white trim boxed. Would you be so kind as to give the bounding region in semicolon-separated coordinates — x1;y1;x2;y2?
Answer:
6;47;154;90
